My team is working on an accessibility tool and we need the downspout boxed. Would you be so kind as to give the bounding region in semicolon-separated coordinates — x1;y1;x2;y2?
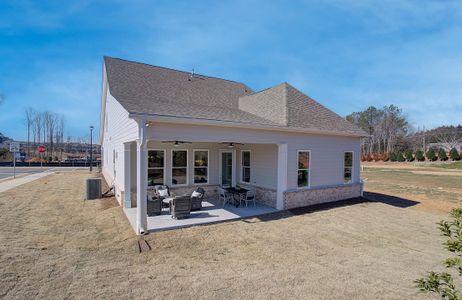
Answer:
135;118;148;234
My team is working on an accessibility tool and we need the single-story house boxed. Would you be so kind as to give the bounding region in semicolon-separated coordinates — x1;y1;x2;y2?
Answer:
100;56;367;234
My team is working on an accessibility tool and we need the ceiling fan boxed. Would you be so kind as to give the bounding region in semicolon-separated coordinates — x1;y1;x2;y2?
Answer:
161;140;192;147
220;142;244;148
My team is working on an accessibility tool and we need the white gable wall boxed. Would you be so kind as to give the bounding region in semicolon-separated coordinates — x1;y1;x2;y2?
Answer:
101;89;138;201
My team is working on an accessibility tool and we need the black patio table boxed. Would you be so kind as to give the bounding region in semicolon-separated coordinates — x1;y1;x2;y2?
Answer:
225;187;249;207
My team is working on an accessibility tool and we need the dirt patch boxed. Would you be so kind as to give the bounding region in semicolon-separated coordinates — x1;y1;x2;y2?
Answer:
363;167;462;209
99;197;119;210
364;188;461;214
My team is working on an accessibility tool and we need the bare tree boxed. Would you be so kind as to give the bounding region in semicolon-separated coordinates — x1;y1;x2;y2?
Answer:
347;105;409;155
55;116;65;161
24;108;35;159
43;111;53;158
28;110;66;160
35;112;44;146
65;136;71;153
436;129;461;151
60;117;65;160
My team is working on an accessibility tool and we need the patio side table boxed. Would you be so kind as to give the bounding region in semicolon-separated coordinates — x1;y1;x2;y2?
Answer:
163;197;174;214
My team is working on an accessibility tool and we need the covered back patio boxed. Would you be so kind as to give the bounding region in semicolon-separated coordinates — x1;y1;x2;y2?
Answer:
121;120;288;234
124;198;278;232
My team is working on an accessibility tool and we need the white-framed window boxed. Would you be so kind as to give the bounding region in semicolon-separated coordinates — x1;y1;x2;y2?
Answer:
344;151;353;183
148;150;165;186
193;149;209;184
297;150;311;188
171;149;188;186
241;150;251;183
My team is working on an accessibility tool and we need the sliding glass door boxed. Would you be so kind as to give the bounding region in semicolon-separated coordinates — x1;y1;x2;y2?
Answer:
220;150;234;187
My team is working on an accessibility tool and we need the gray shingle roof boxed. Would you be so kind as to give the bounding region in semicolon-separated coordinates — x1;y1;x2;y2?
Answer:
285;83;366;135
104;57;366;136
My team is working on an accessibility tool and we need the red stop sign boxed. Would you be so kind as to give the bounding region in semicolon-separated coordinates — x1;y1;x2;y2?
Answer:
37;145;46;153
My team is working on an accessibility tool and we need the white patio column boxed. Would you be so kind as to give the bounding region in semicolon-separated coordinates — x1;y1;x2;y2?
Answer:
136;120;148;234
123;142;131;208
276;143;288;210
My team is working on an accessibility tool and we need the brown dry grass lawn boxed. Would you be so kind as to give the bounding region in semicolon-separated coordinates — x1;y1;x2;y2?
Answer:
363;163;462;213
0;170;454;299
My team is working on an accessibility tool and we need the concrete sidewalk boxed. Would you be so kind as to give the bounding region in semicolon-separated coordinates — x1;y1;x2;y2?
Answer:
0;171;54;193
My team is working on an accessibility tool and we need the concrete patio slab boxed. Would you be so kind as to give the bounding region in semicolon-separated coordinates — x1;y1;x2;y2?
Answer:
124;200;278;232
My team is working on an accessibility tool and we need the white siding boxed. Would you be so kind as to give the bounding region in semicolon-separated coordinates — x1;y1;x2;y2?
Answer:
146;141;278;190
101;89;138;198
235;144;278;189
147;122;361;190
286;136;360;189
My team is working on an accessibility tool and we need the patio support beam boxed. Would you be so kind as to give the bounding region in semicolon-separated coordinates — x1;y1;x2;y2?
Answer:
136;119;148;234
276;143;288;210
123;142;131;208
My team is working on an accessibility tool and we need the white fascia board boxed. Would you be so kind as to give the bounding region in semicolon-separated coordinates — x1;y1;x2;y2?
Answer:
99;62;108;144
128;112;367;138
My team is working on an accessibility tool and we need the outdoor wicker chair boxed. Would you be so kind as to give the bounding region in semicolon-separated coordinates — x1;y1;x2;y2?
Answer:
170;196;191;219
188;187;205;211
147;198;162;216
147;188;162;216
154;185;171;208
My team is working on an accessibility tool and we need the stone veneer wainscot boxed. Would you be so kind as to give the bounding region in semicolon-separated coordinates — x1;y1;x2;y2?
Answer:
239;185;277;208
283;183;363;210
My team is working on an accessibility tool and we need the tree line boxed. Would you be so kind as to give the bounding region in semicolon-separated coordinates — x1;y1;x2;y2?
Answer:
347;105;462;162
24;108;66;161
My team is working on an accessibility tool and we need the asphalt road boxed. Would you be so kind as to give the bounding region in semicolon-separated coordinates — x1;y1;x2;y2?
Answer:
0;167;88;180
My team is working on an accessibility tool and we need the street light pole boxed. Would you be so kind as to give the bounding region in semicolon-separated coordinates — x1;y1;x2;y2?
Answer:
90;125;94;172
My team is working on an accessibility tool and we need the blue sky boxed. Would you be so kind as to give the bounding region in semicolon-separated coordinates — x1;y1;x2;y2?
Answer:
1;0;461;142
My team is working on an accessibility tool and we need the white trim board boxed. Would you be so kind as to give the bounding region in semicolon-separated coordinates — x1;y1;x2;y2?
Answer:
131;113;367;138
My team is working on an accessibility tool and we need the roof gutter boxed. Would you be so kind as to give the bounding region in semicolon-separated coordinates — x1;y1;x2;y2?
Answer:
128;112;368;138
